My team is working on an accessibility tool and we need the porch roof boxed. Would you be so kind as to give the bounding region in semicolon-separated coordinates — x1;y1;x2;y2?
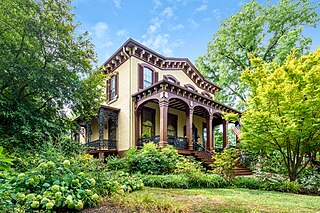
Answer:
132;79;241;116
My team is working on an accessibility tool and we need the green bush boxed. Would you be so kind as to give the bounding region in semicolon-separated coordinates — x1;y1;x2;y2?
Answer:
211;148;239;182
107;143;180;175
140;174;227;189
299;168;320;192
232;177;261;189
0;149;143;212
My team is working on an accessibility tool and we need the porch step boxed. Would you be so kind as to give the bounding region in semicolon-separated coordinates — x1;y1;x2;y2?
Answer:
191;150;253;176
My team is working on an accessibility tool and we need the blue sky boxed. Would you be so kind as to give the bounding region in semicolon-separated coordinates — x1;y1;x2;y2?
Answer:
72;0;320;66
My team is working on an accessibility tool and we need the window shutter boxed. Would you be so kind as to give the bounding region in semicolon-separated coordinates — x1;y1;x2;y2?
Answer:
154;71;159;83
115;74;119;97
138;64;143;89
106;79;111;101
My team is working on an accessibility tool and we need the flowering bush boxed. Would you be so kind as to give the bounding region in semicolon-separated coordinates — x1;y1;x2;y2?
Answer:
0;151;143;212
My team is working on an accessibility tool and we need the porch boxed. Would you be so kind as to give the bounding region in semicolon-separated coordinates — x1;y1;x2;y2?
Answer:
73;106;120;155
132;79;241;153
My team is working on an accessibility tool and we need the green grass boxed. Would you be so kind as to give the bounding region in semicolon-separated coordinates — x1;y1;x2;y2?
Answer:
109;187;320;212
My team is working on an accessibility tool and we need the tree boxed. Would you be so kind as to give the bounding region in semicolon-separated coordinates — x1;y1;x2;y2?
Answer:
196;0;319;110
240;49;320;181
0;0;106;149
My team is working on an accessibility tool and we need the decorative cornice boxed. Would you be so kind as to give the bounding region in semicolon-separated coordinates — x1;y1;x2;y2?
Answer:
100;38;221;95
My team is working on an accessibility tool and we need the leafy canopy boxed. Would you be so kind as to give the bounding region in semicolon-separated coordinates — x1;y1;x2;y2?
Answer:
197;0;319;109
0;0;106;149
241;48;320;181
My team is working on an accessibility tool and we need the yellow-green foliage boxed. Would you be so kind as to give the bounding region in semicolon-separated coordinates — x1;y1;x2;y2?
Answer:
211;148;239;181
241;48;320;181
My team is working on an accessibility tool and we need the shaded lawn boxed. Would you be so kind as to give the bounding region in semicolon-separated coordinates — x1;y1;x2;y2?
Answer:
86;187;320;213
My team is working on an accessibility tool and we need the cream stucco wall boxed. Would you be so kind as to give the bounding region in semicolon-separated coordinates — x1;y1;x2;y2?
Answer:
101;56;212;151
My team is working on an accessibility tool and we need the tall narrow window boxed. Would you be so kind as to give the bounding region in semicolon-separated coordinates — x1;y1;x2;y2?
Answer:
110;75;116;101
141;107;155;137
168;113;178;136
143;67;153;88
108;74;118;102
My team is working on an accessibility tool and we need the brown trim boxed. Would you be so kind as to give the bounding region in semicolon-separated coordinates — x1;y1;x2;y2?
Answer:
141;106;156;136
164;74;180;85
184;84;197;92
154;71;159;83
132;79;241;115
138;64;143;89
201;91;212;99
101;38;221;95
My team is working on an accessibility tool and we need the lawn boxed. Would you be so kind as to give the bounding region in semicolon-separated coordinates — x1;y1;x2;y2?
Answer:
83;187;320;213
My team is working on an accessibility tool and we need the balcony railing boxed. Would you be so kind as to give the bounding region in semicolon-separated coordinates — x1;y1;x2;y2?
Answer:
86;139;117;150
138;135;188;149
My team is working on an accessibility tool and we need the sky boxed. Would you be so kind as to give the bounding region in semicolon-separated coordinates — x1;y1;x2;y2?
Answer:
72;0;320;66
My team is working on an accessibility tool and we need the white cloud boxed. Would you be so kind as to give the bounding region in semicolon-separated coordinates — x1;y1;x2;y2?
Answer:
194;4;207;13
162;7;174;18
142;34;173;56
153;0;162;9
188;19;199;29
102;41;114;48
171;24;184;30
212;9;222;20
148;17;162;34
113;0;121;8
91;22;109;38
116;29;128;38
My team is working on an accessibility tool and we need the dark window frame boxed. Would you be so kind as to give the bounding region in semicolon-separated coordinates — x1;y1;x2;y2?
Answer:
138;63;159;90
141;106;156;137
107;74;118;103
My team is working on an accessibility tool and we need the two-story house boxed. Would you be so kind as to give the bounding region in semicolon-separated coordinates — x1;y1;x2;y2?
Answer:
75;38;241;161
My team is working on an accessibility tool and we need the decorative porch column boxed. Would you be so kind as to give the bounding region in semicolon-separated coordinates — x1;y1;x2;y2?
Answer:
222;119;228;148
85;121;91;144
98;108;107;140
159;99;169;148
206;114;213;152
135;110;141;146
186;107;194;151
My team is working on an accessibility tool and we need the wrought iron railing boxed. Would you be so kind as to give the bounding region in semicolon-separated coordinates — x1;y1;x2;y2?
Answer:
193;141;213;159
138;135;188;149
86;139;117;150
138;135;160;146
167;135;188;149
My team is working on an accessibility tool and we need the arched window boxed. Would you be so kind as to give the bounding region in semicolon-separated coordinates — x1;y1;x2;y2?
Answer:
143;67;153;88
164;74;179;84
201;91;211;99
138;64;159;89
184;84;197;92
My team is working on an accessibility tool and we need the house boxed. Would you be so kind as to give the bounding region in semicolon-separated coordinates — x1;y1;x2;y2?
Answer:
75;38;241;162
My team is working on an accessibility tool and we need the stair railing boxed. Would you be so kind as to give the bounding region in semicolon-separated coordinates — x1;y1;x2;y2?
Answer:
192;140;213;160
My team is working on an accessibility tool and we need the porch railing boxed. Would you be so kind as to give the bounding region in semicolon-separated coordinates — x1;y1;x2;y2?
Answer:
138;135;188;149
167;136;188;149
86;139;117;150
193;141;213;159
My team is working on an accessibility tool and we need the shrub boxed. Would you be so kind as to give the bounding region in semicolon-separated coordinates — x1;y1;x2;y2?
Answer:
232;177;261;189
140;174;227;189
0;149;143;212
107;143;180;175
211;148;239;182
299;168;320;193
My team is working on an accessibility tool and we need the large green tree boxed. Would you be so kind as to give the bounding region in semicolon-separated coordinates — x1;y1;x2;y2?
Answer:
240;49;320;181
197;0;319;109
0;0;106;149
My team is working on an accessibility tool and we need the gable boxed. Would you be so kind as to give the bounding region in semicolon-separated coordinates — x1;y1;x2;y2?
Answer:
100;38;221;95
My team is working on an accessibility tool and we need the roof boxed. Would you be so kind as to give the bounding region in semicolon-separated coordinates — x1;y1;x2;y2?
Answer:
100;38;221;95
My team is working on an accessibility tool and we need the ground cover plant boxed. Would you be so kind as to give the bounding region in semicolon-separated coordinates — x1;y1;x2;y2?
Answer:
0;145;144;212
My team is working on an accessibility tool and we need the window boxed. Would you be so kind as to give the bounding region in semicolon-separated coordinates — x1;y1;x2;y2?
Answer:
110;76;116;100
165;74;179;84
108;75;118;102
138;64;158;89
141;107;155;137
143;67;153;88
185;84;196;92
168;113;178;136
